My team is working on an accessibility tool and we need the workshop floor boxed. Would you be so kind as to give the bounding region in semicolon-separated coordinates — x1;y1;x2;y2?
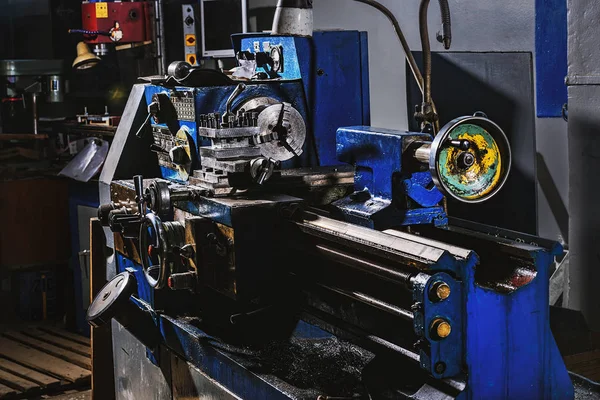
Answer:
0;322;91;400
47;390;91;400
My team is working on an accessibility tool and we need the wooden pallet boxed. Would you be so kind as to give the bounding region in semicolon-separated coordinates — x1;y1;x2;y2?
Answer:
565;350;600;382
0;327;91;399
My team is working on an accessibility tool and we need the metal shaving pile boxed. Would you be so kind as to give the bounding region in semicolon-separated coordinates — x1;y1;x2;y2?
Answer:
228;336;375;399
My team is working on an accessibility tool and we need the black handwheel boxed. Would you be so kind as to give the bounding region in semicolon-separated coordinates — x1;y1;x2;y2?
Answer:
86;271;136;328
139;213;169;289
139;213;186;289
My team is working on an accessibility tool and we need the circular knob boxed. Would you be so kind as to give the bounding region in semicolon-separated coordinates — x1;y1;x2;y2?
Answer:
86;272;135;328
429;115;511;203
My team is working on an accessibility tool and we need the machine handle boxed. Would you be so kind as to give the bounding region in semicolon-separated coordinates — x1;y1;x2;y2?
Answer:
222;83;246;126
133;175;145;215
86;271;136;328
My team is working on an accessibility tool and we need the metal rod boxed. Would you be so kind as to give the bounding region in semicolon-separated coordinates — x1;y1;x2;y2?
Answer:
302;309;420;363
414;142;432;164
320;284;414;321
133;175;145;215
170;192;193;202
366;334;420;362
315;243;414;285
32;93;38;135
155;0;167;75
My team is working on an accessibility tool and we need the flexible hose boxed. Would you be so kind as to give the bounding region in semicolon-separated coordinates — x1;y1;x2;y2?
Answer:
419;0;433;106
419;0;452;108
352;0;425;96
438;0;452;49
351;0;448;132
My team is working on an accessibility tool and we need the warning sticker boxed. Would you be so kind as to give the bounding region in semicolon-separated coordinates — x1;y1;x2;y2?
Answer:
96;2;108;18
185;34;196;47
186;54;197;65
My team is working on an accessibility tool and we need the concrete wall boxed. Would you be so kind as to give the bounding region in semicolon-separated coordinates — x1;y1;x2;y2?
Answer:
565;0;600;326
248;0;569;242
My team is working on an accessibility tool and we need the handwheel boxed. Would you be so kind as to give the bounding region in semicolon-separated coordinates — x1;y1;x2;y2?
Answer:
86;271;136;328
429;115;511;203
139;213;185;289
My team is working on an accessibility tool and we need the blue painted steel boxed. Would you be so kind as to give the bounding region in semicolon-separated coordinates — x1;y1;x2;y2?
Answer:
158;165;183;183
412;272;463;379
359;32;371;126
116;231;572;398
417;233;572;398
112;31;574;399
147;31;369;184
331;196;447;229
144;81;316;173
404;172;444;207
116;253;154;306
172;194;295;228
233;31;371;167
159;315;293;400
238;36;302;80
535;0;567;117
336;126;410;198
176;198;235;227
292;320;333;339
333;126;447;228
310;31;371;166
462;245;573;399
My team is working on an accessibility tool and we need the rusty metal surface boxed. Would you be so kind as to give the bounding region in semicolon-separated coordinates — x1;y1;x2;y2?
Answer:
432;118;510;203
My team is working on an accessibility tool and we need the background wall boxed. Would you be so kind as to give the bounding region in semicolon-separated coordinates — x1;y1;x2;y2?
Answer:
0;0;568;241
248;0;568;242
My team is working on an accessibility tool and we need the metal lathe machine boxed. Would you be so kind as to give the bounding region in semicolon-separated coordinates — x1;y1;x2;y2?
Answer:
88;0;574;398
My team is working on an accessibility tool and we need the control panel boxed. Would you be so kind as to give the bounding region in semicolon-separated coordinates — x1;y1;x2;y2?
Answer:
171;90;196;122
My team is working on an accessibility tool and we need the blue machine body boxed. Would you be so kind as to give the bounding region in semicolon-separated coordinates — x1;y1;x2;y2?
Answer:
115;227;573;399
102;30;574;400
145;31;370;183
233;32;371;167
333;126;447;229
144;81;313;182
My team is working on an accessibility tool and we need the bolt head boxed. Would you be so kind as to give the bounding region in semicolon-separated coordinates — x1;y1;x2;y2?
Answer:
430;318;452;340
434;362;446;374
457;151;475;168
431;281;451;301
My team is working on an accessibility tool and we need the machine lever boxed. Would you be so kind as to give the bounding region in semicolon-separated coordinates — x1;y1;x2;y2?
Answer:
447;139;470;150
222;83;246;126
133;175;145;215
